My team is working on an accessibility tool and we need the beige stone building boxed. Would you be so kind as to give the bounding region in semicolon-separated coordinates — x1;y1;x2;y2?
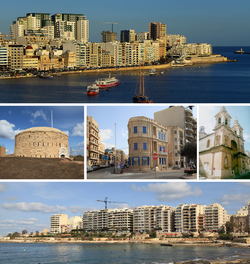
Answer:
23;45;38;69
199;106;250;179
8;44;24;70
0;146;5;157
205;203;227;231
175;203;206;232
14;127;69;158
50;213;68;233
87;116;99;166
133;205;175;232
128;116;168;170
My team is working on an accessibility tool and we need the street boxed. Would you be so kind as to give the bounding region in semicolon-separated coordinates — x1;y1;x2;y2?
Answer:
87;166;197;180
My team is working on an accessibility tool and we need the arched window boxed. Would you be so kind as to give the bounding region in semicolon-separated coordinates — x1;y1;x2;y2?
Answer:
218;117;221;124
225;119;228;125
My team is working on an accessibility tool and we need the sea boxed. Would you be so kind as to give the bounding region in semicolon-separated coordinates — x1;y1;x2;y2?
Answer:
1;243;250;264
0;46;250;104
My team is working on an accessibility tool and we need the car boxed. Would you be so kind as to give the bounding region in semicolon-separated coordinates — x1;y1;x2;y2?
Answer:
184;167;196;174
87;165;93;172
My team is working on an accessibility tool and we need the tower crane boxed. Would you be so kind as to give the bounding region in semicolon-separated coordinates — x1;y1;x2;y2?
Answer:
100;22;118;33
97;197;126;209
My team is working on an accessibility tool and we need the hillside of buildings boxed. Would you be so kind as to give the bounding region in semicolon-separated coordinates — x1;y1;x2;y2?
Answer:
0;157;84;179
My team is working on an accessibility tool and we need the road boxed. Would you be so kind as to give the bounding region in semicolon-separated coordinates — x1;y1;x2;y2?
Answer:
87;167;196;180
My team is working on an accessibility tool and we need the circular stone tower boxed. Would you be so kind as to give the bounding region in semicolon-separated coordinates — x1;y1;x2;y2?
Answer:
14;127;69;158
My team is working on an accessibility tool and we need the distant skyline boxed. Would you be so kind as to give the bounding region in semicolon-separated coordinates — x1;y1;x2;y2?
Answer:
87;105;197;155
1;181;250;236
1;0;250;46
199;105;250;153
0;105;84;156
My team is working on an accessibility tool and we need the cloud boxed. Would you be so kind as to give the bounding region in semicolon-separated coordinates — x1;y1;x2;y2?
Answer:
63;130;69;136
220;193;250;206
6;149;14;155
131;182;202;202
76;141;84;147
2;202;66;213
121;128;128;138
6;196;18;201
99;129;113;141
30;110;48;124
244;133;250;143
0;120;22;140
199;106;219;134
0;183;8;193
103;142;115;149
72;122;84;136
68;206;96;213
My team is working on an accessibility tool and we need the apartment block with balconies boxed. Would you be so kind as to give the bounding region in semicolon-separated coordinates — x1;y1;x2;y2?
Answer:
50;213;68;233
87;116;100;166
205;203;227;231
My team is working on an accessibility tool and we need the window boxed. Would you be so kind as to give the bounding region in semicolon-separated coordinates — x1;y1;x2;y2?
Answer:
174;130;177;134
218;117;221;124
143;126;146;133
143;142;147;150
159;146;162;152
225;119;228;125
206;140;210;148
158;132;160;139
175;161;178;165
134;126;137;133
163;147;166;153
132;157;140;166
175;153;178;157
134;143;138;150
163;134;165;141
175;145;177;149
142;157;149;165
174;138;177;142
161;133;163;141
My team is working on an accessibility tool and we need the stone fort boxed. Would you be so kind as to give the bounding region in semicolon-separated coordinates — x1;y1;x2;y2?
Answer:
14;127;69;158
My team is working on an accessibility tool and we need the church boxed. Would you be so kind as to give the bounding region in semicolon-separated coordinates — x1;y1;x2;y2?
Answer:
199;106;250;179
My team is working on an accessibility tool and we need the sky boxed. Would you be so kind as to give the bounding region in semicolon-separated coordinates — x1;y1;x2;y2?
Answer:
199;105;250;153
1;181;250;235
87;105;197;154
1;0;250;46
0;105;84;156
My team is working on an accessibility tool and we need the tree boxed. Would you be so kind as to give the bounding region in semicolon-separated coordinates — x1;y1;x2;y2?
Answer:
225;222;237;233
22;229;28;235
180;141;197;164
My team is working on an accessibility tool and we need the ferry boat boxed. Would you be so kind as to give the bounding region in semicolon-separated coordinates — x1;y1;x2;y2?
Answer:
95;74;119;89
39;73;53;79
87;84;99;96
234;48;250;54
133;64;153;103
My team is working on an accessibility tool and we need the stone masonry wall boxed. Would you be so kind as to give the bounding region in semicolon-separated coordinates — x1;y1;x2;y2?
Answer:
0;146;6;157
15;128;69;158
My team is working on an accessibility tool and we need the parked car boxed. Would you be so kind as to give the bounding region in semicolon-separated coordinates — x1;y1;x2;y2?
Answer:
184;167;196;174
87;165;93;172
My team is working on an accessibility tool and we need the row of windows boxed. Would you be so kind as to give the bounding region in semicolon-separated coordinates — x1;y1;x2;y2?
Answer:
129;157;167;166
19;142;65;147
133;126;147;134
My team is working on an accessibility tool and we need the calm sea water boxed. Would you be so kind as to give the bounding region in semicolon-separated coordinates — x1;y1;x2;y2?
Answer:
0;46;250;103
1;243;250;264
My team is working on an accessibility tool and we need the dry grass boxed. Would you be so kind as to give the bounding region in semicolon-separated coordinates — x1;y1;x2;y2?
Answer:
0;157;84;179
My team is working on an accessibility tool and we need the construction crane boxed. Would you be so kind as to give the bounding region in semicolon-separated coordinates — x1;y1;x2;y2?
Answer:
100;22;118;33
97;197;126;209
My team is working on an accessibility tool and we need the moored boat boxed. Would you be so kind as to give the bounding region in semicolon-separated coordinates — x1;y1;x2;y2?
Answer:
39;73;53;78
95;74;119;89
87;83;99;96
149;68;156;76
133;64;153;103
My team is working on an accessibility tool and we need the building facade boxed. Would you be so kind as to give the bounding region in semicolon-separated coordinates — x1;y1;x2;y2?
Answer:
87;116;99;166
50;213;68;233
128;116;168;170
14;127;69;158
199;106;250;179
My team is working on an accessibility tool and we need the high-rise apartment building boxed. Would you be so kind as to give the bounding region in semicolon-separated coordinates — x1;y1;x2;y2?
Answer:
101;31;117;43
50;213;68;233
87;116;99;166
205;203;227;231
120;30;137;43
149;22;167;41
133;205;175;232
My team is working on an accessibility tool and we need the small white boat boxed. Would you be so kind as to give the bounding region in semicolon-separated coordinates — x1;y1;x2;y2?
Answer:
95;74;119;89
149;68;156;76
87;83;99;96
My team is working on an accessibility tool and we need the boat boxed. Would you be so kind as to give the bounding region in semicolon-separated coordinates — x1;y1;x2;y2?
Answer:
149;68;156;76
234;48;250;54
87;83;99;96
160;70;164;75
94;74;119;89
39;73;53;79
133;64;153;103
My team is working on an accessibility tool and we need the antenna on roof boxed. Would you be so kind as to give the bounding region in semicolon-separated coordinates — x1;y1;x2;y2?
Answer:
51;111;53;128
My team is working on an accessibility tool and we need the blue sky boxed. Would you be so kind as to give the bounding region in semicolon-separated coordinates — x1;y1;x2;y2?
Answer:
0;0;250;45
199;105;250;153
1;181;250;235
0;105;84;156
87;105;197;154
